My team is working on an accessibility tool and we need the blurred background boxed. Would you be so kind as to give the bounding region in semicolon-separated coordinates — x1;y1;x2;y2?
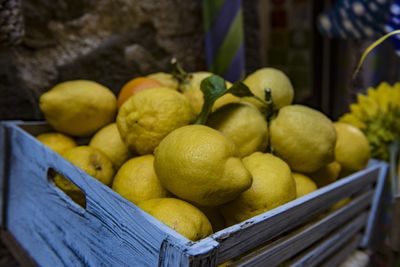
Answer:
1;0;400;122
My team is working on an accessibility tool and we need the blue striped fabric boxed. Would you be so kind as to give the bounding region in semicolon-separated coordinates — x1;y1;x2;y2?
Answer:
203;0;245;82
318;0;400;54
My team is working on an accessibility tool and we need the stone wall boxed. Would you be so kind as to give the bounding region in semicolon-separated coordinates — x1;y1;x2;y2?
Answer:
0;0;261;120
0;0;205;119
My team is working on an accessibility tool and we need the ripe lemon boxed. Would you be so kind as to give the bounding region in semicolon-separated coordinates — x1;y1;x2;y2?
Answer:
36;132;76;154
334;122;371;176
221;152;296;225
293;173;317;198
180;71;239;114
112;155;169;204
309;161;341;188
243;68;294;109
147;72;179;90
270;105;336;173
54;146;115;205
138;198;213;241
117;88;194;155
154;125;252;206
207;103;268;157
117;77;162;108
89;123;131;169
39;80;117;137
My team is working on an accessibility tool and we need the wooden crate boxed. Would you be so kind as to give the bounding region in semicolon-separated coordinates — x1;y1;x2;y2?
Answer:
0;121;389;267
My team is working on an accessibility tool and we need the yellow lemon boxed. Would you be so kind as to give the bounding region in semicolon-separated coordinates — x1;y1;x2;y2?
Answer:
270;105;336;173
39;80;117;137
293;173;317;198
221;152;296;225
138;198;213;241
243;68;294;109
180;71;239;114
334;122;371;176
154;125;252;206
54;146;115;206
147;72;179;90
36;132;76;154
117;88;194;155
207;103;268;157
309;161;341;188
112;155;169;204
89;123;131;169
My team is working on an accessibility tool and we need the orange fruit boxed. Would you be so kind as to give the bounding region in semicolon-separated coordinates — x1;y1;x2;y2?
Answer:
117;77;161;108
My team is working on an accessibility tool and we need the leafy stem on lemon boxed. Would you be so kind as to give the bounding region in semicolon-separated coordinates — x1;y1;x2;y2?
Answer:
194;75;276;125
194;75;227;124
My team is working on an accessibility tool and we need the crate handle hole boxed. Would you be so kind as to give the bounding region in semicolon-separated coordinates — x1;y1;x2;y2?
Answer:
47;168;87;208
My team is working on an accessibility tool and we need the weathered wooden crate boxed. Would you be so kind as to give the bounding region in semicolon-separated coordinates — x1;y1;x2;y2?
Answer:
0;121;389;267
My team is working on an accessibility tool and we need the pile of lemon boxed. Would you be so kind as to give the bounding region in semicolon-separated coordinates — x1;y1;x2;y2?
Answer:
37;68;371;241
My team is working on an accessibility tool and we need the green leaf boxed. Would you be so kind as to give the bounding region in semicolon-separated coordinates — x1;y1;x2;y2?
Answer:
229;81;267;106
228;81;254;97
194;75;227;125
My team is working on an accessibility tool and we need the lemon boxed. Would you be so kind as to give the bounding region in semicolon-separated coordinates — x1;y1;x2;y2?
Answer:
180;71;239;114
309;161;341;188
39;80;117;137
112;155;169;204
243;68;294;109
36;132;76;154
138;198;213;241
54;146;115;205
221;152;296;225
293;173;317;198
207;103;268;157
154;125;252;206
117;88;194;155
89;123;131;169
270;105;336;173
334;122;371;176
147;72;179;90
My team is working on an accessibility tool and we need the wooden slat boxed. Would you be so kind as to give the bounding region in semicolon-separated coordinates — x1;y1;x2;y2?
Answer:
5;124;202;267
231;191;373;267
213;165;381;264
289;213;367;267
361;163;388;248
321;235;363;267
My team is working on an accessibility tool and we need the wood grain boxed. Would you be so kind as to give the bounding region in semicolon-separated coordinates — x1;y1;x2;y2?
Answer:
5;124;198;267
213;165;381;264
289;213;367;267
232;191;373;267
361;163;388;248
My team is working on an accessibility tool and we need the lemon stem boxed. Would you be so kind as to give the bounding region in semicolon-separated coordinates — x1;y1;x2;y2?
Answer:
263;88;275;122
194;75;227;125
170;58;191;85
